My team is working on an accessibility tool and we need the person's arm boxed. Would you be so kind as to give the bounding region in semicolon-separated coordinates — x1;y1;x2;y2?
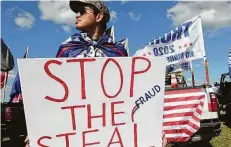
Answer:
24;135;29;147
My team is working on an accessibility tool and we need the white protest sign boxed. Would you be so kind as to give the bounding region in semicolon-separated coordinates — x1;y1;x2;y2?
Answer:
18;57;166;147
135;16;205;65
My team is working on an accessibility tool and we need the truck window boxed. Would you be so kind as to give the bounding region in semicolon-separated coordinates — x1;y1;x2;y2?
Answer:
224;75;231;82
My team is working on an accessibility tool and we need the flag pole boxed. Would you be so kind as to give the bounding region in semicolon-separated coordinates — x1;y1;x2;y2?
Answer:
24;46;30;58
198;16;210;85
204;58;210;85
126;38;130;56
190;61;195;87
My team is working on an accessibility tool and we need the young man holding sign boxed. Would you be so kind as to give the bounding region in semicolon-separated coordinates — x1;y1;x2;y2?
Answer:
23;0;128;146
21;0;167;147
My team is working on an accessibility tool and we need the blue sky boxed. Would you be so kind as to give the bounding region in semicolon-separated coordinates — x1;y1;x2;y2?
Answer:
1;1;231;101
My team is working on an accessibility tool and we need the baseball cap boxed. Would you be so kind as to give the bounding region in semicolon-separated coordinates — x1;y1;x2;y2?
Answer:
69;0;110;23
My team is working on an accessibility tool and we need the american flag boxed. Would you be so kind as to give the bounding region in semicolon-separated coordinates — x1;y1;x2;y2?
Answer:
10;46;29;103
163;88;205;142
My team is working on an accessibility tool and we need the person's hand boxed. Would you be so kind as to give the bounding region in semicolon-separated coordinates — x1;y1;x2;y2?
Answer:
162;132;167;147
24;135;30;147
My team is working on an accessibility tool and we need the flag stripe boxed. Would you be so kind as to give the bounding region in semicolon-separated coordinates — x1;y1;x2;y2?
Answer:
165;92;204;98
163;120;199;128
165;129;194;136
163;125;197;132
164;100;201;107
167;137;190;142
164;95;204;103
163;115;200;123
166;134;190;138
164;104;199;110
164;112;194;118
165;88;202;95
164;112;202;119
164;101;204;110
164;108;197;115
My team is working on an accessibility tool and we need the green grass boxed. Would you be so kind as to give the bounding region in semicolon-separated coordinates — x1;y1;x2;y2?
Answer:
211;123;231;147
166;123;231;147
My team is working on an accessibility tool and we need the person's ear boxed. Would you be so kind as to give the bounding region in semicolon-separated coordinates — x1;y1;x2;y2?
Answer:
96;13;104;22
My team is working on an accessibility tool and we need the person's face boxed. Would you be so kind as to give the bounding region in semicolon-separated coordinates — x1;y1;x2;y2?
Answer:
75;5;100;31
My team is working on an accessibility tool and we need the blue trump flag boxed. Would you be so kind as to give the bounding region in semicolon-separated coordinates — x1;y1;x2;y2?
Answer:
56;33;128;58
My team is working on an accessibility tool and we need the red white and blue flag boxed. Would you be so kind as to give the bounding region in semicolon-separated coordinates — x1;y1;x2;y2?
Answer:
163;88;205;142
10;47;29;103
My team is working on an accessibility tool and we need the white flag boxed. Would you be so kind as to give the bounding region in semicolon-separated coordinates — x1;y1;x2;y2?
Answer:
135;16;205;65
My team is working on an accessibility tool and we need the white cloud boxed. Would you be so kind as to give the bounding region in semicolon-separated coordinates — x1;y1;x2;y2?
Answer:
61;25;72;33
110;11;118;22
167;1;231;30
14;11;35;29
5;7;16;16
129;12;141;21
38;0;75;27
121;0;128;5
